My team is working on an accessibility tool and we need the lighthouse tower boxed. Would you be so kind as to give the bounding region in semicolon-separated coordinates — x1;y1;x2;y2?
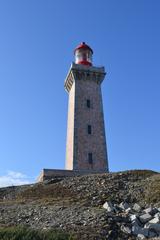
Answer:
65;42;109;172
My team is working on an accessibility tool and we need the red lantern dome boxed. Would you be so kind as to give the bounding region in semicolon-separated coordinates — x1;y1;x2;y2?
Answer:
74;42;93;66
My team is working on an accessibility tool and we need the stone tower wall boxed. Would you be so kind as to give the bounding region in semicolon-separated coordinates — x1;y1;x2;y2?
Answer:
65;81;75;170
65;63;109;172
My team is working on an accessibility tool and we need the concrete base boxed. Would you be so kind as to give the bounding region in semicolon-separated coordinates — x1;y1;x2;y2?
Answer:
37;169;107;182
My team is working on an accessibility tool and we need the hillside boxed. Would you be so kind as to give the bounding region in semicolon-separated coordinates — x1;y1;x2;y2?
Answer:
0;170;160;239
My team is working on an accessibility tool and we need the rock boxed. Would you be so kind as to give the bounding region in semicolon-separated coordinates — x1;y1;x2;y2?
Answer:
125;207;132;213
132;218;143;228
114;205;122;213
119;202;130;210
103;201;114;212
137;234;146;239
133;203;141;212
144;223;160;233
148;230;157;238
121;225;131;234
132;225;148;237
139;213;152;223
149;217;160;224
130;214;137;222
0;170;159;240
144;207;153;214
143;207;158;215
154;212;160;218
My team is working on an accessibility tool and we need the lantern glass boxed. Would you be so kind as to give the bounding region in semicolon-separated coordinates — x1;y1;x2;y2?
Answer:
75;49;92;65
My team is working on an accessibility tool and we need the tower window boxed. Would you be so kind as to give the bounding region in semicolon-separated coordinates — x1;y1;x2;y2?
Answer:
86;99;91;108
88;153;93;164
88;125;92;134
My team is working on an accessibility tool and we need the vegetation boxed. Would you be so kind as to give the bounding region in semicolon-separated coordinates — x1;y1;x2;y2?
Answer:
145;174;160;204
0;226;74;240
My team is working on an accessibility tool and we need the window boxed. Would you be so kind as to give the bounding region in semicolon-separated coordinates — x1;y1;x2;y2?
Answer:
88;153;93;164
88;125;92;134
86;99;91;108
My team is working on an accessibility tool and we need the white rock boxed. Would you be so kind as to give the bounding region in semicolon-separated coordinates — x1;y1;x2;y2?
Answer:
130;214;137;222
103;201;114;212
125;207;131;213
133;203;141;212
144;207;153;214
154;212;160;218
139;213;152;223
137;234;146;239
149;217;160;224
121;225;131;234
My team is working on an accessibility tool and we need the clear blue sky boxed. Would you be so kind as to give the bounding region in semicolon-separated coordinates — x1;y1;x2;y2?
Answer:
0;0;160;185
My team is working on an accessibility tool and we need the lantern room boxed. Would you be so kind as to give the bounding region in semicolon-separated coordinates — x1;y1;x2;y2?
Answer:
74;42;93;66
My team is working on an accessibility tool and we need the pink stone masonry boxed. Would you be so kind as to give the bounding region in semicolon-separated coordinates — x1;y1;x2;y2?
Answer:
65;63;109;172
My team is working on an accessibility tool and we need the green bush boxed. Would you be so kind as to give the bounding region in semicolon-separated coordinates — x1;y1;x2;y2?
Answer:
0;226;74;240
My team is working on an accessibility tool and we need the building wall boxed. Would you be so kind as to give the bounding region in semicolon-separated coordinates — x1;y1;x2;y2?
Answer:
65;64;109;172
38;169;107;182
65;81;75;170
74;77;108;171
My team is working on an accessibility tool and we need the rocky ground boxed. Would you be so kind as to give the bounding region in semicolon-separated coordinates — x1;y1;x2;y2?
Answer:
0;170;160;239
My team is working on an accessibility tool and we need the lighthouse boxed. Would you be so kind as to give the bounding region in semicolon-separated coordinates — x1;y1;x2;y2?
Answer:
38;42;109;182
65;42;109;172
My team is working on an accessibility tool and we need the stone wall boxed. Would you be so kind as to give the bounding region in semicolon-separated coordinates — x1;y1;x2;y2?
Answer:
37;168;106;182
65;63;109;172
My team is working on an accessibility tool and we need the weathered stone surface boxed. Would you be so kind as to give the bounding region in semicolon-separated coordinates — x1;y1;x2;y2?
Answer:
145;223;160;233
148;230;157;238
139;213;152;223
155;212;160;218
65;63;108;172
144;207;153;214
149;217;160;224
133;203;141;212
137;234;146;239
130;215;137;222
143;207;158;216
132;225;148;237
121;225;131;234
103;201;114;212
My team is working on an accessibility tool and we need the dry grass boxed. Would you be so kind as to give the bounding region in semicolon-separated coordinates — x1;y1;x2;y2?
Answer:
15;183;75;202
144;174;160;204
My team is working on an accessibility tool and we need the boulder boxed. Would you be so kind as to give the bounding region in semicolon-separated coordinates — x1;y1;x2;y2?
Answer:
154;212;160;218
149;217;160;224
144;223;160;234
103;201;114;212
130;214;137;222
137;234;146;239
121;225;131;234
139;213;152;224
133;203;141;212
132;225;148;237
144;207;153;214
148;230;157;238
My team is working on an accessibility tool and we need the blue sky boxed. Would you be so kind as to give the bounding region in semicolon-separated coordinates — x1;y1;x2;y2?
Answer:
0;0;160;186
